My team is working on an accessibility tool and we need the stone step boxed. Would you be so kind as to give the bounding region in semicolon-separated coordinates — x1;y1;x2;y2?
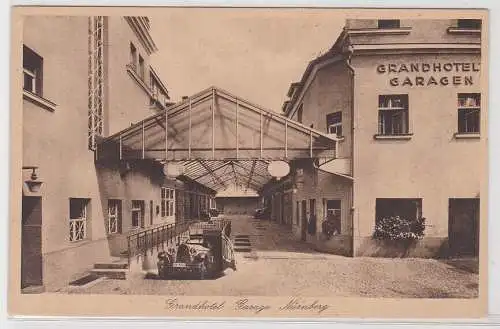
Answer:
94;262;129;270
90;268;127;280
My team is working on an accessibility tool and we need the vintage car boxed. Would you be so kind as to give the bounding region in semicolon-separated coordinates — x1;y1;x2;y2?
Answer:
157;221;235;280
254;207;270;219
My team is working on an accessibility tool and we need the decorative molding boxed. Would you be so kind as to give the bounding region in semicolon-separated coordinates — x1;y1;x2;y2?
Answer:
348;27;412;36
454;132;480;139
447;27;481;35
373;134;413;140
126;64;153;97
23;90;57;112
124;16;158;55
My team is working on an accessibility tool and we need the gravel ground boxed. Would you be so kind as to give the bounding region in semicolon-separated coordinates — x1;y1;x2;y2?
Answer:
62;216;479;298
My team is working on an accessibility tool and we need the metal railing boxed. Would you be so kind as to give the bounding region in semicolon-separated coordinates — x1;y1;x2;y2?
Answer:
126;218;232;262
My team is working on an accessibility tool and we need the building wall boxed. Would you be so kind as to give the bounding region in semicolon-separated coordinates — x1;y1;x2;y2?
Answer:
106;16;157;135
22;16;174;290
351;52;482;256
289;61;353;159
216;197;260;215
289;161;353;255
346;19;480;45
22;16;112;289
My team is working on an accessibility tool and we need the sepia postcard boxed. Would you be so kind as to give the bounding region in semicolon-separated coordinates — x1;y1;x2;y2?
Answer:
9;6;488;319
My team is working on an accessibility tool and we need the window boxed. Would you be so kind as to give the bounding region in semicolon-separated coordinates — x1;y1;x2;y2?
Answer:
457;93;480;134
297;104;303;123
326;199;341;218
131;200;145;228
378;19;401;29
23;45;43;96
69;198;89;242
161;188;175;219
325;199;342;234
376;198;422;223
130;43;137;69
107;199;122;234
378;94;409;136
138;55;145;80
326;111;342;137
457;19;481;30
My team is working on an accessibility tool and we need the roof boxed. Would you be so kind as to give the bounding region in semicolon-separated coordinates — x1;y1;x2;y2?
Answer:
96;86;337;193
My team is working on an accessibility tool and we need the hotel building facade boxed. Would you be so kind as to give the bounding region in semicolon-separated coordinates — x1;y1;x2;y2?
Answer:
268;18;484;257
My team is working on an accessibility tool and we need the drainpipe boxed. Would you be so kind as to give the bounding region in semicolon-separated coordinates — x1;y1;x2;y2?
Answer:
344;45;356;257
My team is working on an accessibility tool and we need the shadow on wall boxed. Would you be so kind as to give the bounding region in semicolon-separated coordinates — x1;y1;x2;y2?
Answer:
95;159;164;258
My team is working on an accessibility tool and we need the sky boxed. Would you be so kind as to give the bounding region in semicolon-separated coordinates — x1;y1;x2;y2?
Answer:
149;8;344;112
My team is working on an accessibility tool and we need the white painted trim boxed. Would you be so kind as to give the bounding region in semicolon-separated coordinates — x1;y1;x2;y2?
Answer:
348;27;412;36
454;133;481;139
23;90;57;112
352;43;480;51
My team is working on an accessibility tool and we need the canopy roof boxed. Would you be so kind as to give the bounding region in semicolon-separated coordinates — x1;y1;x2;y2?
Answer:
96;86;337;193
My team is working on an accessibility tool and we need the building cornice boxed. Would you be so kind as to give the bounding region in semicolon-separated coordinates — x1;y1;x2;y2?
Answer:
125;16;158;55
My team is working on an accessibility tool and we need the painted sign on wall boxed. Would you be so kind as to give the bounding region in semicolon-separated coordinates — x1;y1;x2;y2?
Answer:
376;62;481;87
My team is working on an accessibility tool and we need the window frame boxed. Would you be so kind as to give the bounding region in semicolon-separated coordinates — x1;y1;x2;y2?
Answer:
23;45;43;96
457;93;480;135
377;94;410;137
131;200;145;228
297;104;304;123
326;111;343;137
129;43;137;70
69;198;89;242
377;19;401;29
161;187;176;219
107;199;122;235
375;198;423;224
457;19;482;30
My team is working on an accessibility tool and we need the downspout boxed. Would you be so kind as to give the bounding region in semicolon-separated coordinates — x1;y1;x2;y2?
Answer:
344;44;356;257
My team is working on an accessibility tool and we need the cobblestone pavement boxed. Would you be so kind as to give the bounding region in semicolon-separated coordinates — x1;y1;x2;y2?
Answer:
64;215;479;298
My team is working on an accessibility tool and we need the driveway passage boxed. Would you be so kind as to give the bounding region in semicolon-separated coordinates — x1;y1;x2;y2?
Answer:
62;215;479;298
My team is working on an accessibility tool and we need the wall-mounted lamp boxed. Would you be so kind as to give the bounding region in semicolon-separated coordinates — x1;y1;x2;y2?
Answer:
23;166;43;193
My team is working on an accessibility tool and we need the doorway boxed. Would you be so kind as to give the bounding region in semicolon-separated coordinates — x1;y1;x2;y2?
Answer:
301;200;307;241
21;196;43;290
448;198;480;257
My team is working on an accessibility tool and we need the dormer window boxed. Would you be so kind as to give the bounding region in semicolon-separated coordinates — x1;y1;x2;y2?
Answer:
377;19;400;29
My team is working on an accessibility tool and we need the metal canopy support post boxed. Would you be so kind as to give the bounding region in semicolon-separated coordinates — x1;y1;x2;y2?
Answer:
141;120;145;159
260;112;263;159
246;160;256;190
236;98;239;159
231;162;239;188
119;133;123;160
188;98;192;159
285;119;288;159
211;88;215;159
165;110;168;161
310;130;313;158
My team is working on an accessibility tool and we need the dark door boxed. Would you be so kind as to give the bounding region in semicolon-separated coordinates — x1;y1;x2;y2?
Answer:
21;196;43;289
301;200;307;241
449;198;480;257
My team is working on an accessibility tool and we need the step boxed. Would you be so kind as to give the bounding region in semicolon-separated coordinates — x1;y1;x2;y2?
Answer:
90;268;127;280
94;262;128;270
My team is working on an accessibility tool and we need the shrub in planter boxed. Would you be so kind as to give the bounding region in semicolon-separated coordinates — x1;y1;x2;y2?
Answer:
373;216;426;241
